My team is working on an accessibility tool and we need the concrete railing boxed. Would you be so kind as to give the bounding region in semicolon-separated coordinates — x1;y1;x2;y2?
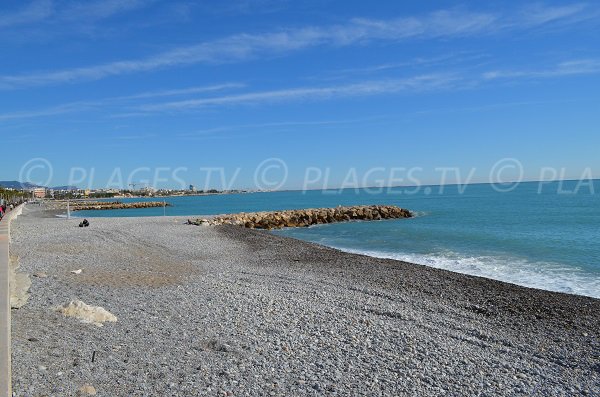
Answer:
0;204;24;397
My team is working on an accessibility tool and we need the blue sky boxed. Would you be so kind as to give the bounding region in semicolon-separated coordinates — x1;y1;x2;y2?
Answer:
1;0;599;190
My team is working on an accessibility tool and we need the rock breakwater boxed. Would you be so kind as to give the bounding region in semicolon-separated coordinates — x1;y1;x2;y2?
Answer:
192;205;412;230
72;201;170;211
47;201;171;211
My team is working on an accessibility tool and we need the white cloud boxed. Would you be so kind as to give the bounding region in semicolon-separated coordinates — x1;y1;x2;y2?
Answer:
0;82;244;120
1;4;594;89
0;0;53;28
483;59;600;80
518;3;590;26
176;117;382;138
3;53;599;121
0;0;153;29
0;75;459;121
0;102;92;121
140;74;460;111
60;0;152;20
113;83;246;100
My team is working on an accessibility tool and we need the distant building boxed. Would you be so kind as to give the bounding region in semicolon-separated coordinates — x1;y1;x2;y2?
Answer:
32;187;46;198
141;187;156;196
189;185;197;192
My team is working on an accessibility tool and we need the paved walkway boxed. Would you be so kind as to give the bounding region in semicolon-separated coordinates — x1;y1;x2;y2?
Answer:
0;205;24;397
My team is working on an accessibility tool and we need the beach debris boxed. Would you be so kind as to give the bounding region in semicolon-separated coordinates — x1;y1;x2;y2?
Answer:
55;300;117;327
77;384;97;396
79;219;90;227
71;269;83;275
192;205;412;230
32;272;48;278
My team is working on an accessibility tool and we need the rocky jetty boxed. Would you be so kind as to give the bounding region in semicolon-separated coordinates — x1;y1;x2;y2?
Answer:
46;201;171;211
192;205;412;230
71;201;171;211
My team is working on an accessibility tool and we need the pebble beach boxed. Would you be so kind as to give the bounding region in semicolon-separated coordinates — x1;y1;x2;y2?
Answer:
9;204;600;396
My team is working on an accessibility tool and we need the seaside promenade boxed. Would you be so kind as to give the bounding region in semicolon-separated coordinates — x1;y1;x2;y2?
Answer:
0;204;23;397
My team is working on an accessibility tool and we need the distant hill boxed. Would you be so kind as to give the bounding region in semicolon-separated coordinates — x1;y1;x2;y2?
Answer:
0;181;81;190
0;181;43;189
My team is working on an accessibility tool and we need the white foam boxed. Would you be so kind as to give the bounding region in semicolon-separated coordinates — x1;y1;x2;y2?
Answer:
409;211;430;218
338;247;600;299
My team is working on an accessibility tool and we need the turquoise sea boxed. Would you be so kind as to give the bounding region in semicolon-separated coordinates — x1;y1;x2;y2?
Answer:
75;181;600;298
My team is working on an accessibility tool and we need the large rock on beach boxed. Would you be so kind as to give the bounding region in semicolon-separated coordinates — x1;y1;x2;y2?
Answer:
77;384;97;396
55;300;117;327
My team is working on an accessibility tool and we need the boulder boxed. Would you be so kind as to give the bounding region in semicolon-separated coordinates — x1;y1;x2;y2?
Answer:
55;300;117;327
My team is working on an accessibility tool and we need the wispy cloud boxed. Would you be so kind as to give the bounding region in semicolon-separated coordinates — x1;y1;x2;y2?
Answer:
140;74;460;111
333;55;463;75
0;102;95;121
411;98;587;117
176;116;383;138
483;59;600;80
0;82;243;121
0;75;460;122
59;0;152;20
2;55;599;122
114;83;245;100
1;4;594;89
194;0;291;16
0;0;153;29
517;3;591;27
115;133;157;140
0;0;53;28
312;52;491;82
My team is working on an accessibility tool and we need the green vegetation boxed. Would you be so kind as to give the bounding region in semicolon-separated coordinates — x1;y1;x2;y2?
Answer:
0;188;27;203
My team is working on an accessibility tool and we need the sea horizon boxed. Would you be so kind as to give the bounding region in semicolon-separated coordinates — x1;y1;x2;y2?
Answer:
42;177;600;195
